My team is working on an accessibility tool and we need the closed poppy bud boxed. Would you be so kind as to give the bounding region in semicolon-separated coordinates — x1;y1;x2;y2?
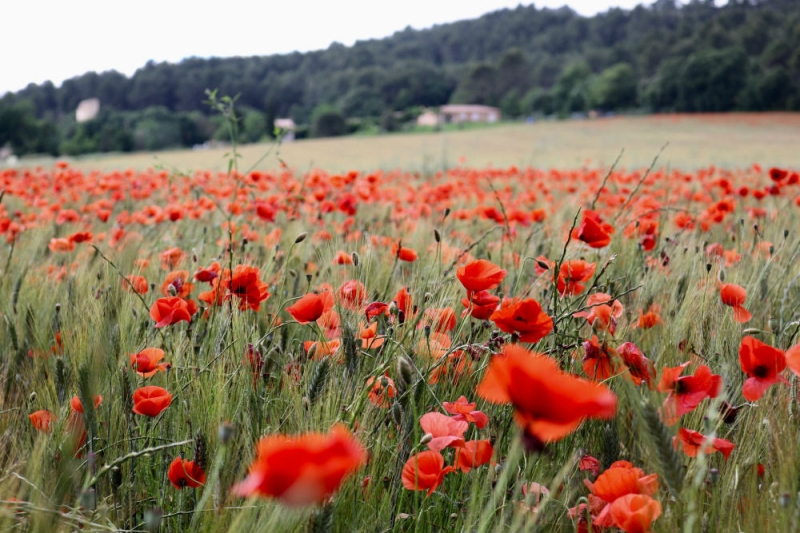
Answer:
132;386;172;417
294;232;308;244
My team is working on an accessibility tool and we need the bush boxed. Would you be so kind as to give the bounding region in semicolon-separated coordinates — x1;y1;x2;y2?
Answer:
311;106;347;138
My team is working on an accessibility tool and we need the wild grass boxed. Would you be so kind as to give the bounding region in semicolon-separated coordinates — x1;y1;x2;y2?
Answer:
1;133;799;533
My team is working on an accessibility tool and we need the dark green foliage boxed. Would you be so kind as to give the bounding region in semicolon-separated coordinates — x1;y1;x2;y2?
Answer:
311;106;346;138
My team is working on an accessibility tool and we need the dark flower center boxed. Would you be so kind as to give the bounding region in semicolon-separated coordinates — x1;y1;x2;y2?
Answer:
752;365;770;378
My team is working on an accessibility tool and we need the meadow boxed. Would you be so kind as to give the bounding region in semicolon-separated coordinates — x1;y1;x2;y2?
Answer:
1;113;800;533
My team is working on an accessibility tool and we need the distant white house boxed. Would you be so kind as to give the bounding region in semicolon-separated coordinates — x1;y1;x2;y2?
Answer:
416;105;501;126
76;98;100;122
274;118;296;142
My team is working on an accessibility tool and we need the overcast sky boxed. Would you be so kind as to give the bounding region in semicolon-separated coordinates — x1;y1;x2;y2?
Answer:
3;0;708;94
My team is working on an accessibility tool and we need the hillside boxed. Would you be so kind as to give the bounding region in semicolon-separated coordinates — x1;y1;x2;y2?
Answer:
2;0;799;157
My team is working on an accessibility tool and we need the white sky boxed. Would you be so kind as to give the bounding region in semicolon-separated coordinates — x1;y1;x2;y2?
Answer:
2;0;706;95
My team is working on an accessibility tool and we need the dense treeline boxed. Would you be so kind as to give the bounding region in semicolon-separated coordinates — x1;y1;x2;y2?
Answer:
2;0;800;156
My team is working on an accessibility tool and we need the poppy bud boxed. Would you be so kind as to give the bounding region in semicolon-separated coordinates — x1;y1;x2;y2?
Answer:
420;433;433;445
444;208;451;219
168;284;178;296
396;356;413;390
706;263;712;273
434;229;441;243
718;269;725;282
390;401;403;426
218;421;235;444
294;232;308;244
708;468;720;485
144;508;163;533
535;259;550;271
352;252;360;267
784;229;789;239
306;343;318;361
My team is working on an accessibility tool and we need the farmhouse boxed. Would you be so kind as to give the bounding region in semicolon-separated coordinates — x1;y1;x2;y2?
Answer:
439;105;500;124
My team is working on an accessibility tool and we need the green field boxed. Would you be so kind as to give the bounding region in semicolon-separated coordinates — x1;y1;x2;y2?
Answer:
21;113;800;173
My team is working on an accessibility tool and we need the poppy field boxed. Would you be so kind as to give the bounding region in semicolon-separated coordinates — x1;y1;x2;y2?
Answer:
1;154;800;533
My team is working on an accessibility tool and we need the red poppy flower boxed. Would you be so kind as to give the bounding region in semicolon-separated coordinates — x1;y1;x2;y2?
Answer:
456;259;507;293
70;395;103;413
490;298;553;343
579;455;601;476
674;428;735;459
456;440;494;473
359;321;384;349
719;283;751;323
132;386;173;417
461;290;500;321
573;210;614;249
150;297;192;328
635;303;663;329
286;293;325;324
168;458;207;489
421;307;457;333
366;374;396;408
442;396;488;428
232;425;367;506
658;363;722;425
130;348;170;377
739;336;788;401
583;461;659;528
617;342;656;389
393;286;413;320
48;237;75;253
161;270;194;299
477;344;617;443
223;265;270;312
786;343;800;377
401;450;455;495
364;302;388;321
419;412;468;452
769;167;788;181
609;494;662;533
391;243;418;262
574;293;623;334
194;262;221;283
333;250;354;265
29;410;56;433
557;260;596;296
160;247;185;270
337;280;366;310
582;336;619;381
123;275;148;294
68;231;92;243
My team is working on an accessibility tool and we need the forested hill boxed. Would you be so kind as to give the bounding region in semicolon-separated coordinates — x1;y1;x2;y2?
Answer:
2;0;800;156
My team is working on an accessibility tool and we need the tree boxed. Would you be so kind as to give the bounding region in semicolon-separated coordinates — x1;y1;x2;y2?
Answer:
594;63;639;110
311;106;346;137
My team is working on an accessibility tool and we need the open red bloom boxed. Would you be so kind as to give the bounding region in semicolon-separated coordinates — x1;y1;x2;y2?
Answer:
168;458;206;489
150;297;192;328
421;307;457;333
609;494;662;533
582;336;619;381
490;298;553;343
786;343;800;377
232;425;367;506
461;290;500;321
674;428;735;459
130;348;170;377
557;260;596;296
442;396;488;428
617;342;656;389
29;410;56;433
194;261;221;283
392;286;413;320
160;247;185;270
161;270;194;299
132;386;172;417
337;280;367;310
574;293;623;334
456;259;507;293
123;275;149;294
419;412;468;452
658;362;722;425
573;210;614;249
582;461;659;528
401;450;456;495
635;303;663;329
223;265;270;312
477;344;617;443
719;283;751;323
456;440;494;472
286;293;325;324
739;336;788;401
366;374;396;408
